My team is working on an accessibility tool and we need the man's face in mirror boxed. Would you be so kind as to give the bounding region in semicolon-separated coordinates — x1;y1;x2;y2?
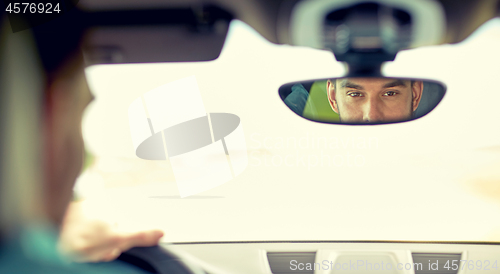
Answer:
327;78;423;124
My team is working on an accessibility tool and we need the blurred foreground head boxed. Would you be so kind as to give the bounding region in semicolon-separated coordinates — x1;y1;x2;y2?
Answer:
32;11;92;228
0;11;89;236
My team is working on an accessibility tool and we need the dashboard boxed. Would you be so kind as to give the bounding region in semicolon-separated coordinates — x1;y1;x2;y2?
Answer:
156;241;500;274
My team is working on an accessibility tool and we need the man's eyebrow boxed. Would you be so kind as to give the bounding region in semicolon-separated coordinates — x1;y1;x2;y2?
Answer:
341;80;364;90
382;79;407;88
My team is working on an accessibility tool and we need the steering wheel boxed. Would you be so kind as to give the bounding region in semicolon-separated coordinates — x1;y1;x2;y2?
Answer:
116;246;203;274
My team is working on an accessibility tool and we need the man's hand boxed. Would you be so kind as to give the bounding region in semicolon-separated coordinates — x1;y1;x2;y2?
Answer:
58;201;164;262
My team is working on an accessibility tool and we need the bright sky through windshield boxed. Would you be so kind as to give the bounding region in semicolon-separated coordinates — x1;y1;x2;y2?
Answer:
81;19;500;243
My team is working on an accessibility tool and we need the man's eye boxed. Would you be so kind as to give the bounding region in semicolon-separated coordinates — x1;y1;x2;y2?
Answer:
383;91;398;96
347;92;362;97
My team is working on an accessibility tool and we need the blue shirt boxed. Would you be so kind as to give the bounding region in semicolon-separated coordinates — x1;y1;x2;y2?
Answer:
0;223;146;274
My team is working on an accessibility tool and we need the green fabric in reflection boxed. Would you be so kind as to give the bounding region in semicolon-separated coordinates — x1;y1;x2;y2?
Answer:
303;80;340;123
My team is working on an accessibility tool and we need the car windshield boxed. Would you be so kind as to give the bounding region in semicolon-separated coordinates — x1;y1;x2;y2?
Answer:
81;18;500;243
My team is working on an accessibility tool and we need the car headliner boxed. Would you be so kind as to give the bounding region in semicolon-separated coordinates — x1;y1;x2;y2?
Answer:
77;0;500;47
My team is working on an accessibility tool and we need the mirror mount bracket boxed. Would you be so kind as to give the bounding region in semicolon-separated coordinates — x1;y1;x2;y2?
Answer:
343;62;383;78
338;53;395;77
324;2;412;77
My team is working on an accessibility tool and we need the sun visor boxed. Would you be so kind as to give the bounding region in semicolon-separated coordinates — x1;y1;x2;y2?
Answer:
82;6;232;64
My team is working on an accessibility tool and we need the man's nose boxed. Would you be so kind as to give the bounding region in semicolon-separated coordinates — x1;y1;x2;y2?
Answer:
362;99;383;123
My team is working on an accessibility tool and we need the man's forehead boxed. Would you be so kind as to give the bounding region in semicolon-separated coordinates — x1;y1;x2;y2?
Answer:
337;78;410;88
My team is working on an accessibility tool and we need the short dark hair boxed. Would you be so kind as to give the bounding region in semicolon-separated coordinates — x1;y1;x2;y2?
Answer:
30;9;86;86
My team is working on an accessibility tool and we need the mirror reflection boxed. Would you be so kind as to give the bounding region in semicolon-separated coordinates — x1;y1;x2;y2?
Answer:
280;77;446;124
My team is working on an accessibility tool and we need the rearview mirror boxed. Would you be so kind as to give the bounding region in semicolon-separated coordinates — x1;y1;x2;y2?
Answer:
279;77;445;125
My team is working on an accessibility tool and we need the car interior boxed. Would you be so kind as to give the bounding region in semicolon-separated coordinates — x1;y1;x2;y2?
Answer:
3;0;500;273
